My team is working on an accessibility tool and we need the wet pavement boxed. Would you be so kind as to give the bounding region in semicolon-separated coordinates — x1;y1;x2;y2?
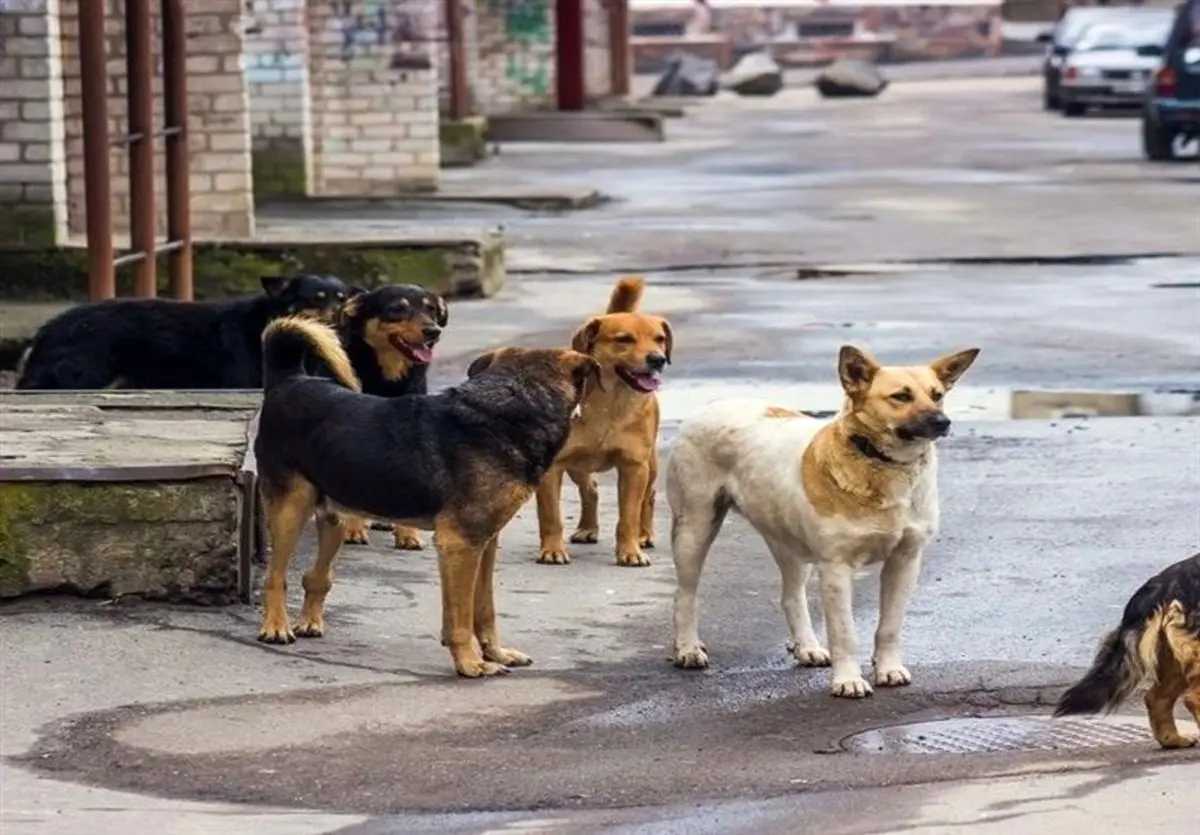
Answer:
3;74;1200;833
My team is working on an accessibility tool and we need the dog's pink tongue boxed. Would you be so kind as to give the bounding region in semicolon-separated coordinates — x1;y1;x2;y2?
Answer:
412;346;434;364
636;374;661;392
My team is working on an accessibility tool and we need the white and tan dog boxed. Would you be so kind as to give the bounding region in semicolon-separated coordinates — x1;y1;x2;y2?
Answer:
666;344;979;698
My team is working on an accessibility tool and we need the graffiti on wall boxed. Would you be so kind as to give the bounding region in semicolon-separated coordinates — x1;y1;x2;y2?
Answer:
491;0;551;96
335;0;433;70
244;0;306;85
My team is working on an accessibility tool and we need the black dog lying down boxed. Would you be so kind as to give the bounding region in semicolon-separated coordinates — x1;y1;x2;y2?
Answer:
16;274;355;390
253;315;599;677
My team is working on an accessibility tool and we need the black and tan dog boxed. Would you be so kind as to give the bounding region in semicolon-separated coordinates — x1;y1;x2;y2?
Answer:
334;284;449;550
253;316;598;677
1055;552;1200;749
16;274;354;390
534;276;673;568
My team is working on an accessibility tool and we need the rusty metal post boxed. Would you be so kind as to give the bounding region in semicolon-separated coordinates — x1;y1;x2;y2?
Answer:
161;0;193;300
126;0;157;297
79;0;115;300
445;0;470;121
608;0;631;98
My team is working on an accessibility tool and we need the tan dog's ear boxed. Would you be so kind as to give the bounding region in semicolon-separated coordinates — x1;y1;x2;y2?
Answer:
659;318;674;364
838;345;879;395
338;295;362;327
466;350;496;379
570;318;602;355
928;348;980;391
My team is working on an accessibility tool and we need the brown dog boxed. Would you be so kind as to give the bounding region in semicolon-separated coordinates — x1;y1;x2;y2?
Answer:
534;276;672;568
1055;552;1200;749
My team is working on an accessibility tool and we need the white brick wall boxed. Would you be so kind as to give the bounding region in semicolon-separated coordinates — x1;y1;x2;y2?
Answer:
0;0;69;244
585;0;612;101
57;0;255;238
245;0;312;191
306;0;439;195
474;0;557;113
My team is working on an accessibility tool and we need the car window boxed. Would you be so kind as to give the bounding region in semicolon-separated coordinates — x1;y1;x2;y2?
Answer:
1073;20;1173;52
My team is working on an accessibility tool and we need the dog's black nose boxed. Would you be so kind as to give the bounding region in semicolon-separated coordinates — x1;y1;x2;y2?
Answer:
645;352;667;372
422;326;442;344
927;413;951;436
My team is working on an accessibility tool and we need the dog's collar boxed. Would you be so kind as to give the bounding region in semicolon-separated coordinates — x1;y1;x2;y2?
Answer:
848;434;900;466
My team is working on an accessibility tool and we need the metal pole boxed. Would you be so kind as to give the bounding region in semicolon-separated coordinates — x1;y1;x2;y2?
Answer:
608;0;630;98
445;0;470;121
161;0;193;300
79;0;115;300
126;0;157;297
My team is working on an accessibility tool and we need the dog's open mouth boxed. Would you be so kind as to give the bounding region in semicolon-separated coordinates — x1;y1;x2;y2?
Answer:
389;335;435;365
617;366;662;393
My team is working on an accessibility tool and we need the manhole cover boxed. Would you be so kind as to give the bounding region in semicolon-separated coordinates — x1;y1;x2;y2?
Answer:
842;716;1150;755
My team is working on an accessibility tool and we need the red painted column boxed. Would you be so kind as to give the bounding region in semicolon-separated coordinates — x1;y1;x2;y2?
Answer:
555;0;585;111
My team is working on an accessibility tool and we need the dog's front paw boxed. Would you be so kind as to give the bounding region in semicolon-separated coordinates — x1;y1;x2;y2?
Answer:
482;645;534;668
1158;733;1198;750
293;615;325;639
789;642;832;667
875;663;912;687
569;527;599;544
639;534;655;549
257;615;296;645
342;521;370;545
831;676;874;699
615;548;651;567
392;526;424;550
673;641;709;669
537;542;571;565
455;657;512;678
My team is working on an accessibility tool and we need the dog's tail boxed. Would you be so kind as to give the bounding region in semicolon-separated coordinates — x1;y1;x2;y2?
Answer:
262;315;361;394
1053;607;1170;717
606;275;645;313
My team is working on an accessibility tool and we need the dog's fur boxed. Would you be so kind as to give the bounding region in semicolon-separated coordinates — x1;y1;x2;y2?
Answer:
666;344;980;698
16;274;353;391
333;284;449;550
1054;552;1200;749
253;316;597;677
532;276;672;567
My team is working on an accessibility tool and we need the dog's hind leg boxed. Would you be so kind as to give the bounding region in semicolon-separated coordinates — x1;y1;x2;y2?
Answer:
258;477;318;644
765;540;829;668
638;446;658;550
434;519;508;678
568;469;600;545
819;562;871;698
536;467;572;565
474;535;533;669
294;510;345;639
1144;659;1195;749
873;539;924;688
668;486;730;669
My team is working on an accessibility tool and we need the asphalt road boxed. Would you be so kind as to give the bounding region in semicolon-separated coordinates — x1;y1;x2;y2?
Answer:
2;75;1199;834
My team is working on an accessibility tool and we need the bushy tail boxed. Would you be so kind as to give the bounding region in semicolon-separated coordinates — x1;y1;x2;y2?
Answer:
261;316;360;393
1053;611;1166;717
606;275;645;313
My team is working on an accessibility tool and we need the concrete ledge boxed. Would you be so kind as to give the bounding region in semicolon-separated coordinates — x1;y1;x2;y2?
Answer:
486;111;665;143
440;116;489;168
0;402;256;603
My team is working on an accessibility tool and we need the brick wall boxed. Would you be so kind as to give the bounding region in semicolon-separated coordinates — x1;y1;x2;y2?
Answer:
475;0;556;113
57;0;255;239
0;0;69;245
306;0;440;196
585;0;611;101
245;0;311;197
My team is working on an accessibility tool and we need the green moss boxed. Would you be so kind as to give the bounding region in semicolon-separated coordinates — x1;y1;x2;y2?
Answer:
252;148;308;200
0;206;59;246
439;117;488;168
0;485;35;596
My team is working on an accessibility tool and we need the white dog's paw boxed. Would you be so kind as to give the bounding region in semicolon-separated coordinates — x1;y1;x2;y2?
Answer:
788;642;832;667
875;663;913;687
673;641;710;669
830;676;874;699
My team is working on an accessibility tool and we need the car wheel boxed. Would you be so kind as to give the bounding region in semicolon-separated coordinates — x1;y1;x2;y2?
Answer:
1141;115;1176;161
1062;101;1087;117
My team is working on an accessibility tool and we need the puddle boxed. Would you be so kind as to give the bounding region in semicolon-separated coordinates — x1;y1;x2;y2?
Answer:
657;382;1200;423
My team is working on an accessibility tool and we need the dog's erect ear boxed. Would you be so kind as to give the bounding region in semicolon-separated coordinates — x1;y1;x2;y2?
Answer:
466;350;496;379
570;318;602;355
928;347;980;391
658;318;674;365
837;345;880;396
434;295;449;327
261;276;289;298
338;294;362;327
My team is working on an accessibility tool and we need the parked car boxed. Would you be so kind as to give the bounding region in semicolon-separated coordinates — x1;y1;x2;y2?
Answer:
1140;0;1200;161
1038;6;1170;110
1057;12;1177;117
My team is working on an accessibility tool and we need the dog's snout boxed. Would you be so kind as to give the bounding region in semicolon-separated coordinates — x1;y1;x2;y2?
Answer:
421;325;442;344
926;412;951;436
645;352;667;372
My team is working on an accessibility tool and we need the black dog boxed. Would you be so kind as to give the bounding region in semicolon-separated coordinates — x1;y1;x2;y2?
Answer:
332;283;449;548
252;316;597;678
16;275;355;390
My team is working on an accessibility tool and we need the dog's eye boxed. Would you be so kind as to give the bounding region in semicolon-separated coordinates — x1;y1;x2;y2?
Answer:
336;292;345;301
615;334;636;345
890;390;914;403
316;291;327;300
931;390;944;402
654;334;666;344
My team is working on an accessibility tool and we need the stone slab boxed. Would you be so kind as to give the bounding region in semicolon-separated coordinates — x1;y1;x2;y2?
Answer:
485;112;665;144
